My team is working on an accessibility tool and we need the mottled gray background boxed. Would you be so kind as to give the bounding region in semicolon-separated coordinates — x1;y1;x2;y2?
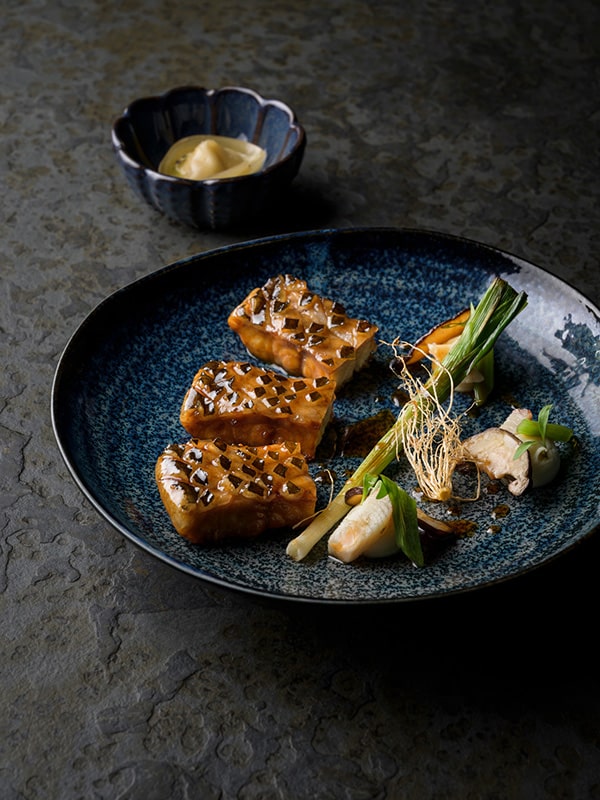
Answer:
2;1;599;798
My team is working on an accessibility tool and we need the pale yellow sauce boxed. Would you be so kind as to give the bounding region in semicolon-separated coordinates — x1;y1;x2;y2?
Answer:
158;134;266;181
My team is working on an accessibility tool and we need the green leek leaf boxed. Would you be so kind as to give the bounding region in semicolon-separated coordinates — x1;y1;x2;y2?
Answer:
472;348;495;406
364;473;424;567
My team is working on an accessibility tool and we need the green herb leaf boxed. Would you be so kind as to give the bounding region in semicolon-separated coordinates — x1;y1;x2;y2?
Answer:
537;404;552;442
513;440;534;460
516;407;573;444
395;487;423;567
362;473;379;501
364;473;424;567
543;423;574;442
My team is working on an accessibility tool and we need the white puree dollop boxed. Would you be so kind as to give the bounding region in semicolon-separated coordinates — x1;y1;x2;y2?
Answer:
159;134;266;181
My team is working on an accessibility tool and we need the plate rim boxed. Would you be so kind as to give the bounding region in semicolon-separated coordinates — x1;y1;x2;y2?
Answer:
51;226;600;604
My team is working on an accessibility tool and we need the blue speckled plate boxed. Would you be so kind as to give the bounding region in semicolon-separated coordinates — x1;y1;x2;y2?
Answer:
51;228;600;603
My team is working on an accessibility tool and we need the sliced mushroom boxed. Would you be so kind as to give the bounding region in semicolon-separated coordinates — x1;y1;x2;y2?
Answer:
416;508;454;538
401;308;471;366
500;407;533;435
461;427;531;496
344;486;364;507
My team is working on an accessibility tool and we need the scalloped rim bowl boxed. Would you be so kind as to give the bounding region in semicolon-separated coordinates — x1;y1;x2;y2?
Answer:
111;85;306;230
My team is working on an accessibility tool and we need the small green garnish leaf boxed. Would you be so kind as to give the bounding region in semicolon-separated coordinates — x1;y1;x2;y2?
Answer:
513;439;535;460
516;404;573;447
362;473;379;501
537;404;552;442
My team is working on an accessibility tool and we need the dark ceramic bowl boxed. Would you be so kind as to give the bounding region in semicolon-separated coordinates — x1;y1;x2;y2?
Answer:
111;86;306;230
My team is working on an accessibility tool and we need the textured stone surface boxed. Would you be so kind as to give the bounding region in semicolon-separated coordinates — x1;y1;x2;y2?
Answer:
1;1;599;797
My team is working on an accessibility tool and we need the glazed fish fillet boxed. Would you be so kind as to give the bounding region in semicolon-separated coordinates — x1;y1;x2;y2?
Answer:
228;274;378;388
156;438;316;544
180;360;335;459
